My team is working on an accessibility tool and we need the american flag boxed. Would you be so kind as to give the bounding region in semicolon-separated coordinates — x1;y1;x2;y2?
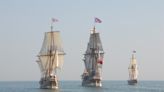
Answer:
95;17;102;23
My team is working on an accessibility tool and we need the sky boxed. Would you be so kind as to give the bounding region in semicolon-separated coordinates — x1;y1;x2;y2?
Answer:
0;0;163;81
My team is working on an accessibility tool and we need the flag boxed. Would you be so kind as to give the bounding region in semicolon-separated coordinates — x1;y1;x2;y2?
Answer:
95;17;102;23
133;50;136;53
52;18;58;22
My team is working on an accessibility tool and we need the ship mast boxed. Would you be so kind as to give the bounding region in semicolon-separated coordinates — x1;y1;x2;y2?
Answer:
48;23;55;76
84;17;104;75
44;24;53;78
93;26;98;73
82;18;104;87
93;26;96;33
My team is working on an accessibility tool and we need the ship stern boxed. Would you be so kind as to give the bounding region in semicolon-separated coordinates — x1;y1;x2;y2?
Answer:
40;76;59;89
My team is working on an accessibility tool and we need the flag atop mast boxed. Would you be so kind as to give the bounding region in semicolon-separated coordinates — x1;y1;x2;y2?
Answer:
52;18;58;23
92;17;102;33
51;18;58;31
95;17;102;23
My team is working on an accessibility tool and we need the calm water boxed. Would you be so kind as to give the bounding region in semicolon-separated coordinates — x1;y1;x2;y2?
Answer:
0;81;164;92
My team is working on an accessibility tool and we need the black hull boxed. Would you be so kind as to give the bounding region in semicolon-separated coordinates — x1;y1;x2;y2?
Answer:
39;77;58;89
82;76;102;87
128;80;137;85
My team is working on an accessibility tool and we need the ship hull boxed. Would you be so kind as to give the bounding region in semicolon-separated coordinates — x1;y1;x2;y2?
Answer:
82;79;102;87
39;77;58;89
82;76;102;87
128;79;137;85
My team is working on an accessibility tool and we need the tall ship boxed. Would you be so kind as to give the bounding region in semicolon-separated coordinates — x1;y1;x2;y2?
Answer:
36;19;65;89
128;51;138;85
81;24;104;87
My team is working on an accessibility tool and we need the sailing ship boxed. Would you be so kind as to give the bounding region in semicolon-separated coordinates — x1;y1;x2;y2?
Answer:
36;21;65;89
81;26;104;87
128;51;138;85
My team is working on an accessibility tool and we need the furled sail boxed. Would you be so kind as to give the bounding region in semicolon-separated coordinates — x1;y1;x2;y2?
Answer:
128;53;138;80
38;31;65;76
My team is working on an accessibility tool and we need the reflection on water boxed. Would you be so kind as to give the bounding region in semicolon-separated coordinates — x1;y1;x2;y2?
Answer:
38;89;60;92
81;87;105;92
0;81;164;92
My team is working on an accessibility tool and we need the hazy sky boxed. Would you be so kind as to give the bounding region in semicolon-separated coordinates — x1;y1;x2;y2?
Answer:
0;0;163;81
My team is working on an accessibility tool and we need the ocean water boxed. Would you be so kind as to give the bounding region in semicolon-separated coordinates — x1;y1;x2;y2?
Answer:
0;81;163;92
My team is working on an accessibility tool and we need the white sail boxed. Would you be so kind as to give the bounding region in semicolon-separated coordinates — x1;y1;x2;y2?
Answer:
38;31;65;75
52;51;64;69
128;53;138;80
